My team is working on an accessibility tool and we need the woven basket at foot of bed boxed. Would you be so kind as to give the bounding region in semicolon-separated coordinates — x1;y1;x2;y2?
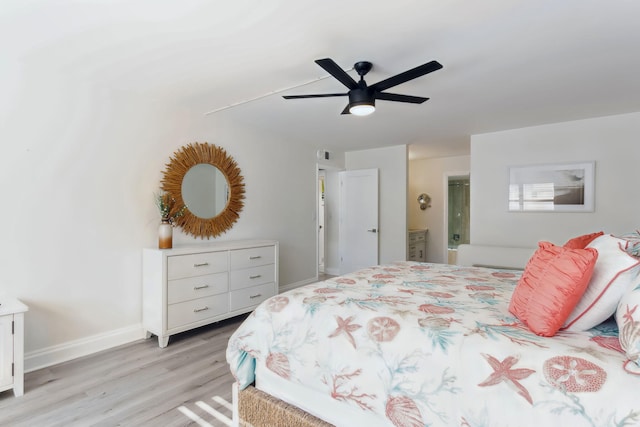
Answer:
238;384;334;427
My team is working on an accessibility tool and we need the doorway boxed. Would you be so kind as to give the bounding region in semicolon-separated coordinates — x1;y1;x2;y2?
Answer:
318;170;326;274
445;174;470;264
316;165;342;278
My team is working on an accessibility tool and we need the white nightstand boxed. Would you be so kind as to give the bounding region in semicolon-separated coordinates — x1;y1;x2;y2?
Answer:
0;297;28;397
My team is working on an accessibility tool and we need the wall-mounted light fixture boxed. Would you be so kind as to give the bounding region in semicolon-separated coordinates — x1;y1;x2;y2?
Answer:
417;193;431;210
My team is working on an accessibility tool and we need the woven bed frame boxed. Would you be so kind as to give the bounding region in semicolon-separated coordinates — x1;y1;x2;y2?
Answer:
234;383;333;427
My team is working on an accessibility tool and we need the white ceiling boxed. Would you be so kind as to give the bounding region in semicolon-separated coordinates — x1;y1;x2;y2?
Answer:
4;0;640;159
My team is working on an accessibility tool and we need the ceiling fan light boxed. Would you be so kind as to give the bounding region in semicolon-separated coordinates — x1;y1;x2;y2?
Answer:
349;103;375;116
348;87;375;116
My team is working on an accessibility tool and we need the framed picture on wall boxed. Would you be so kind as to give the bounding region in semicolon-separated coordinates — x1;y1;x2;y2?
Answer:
508;161;595;212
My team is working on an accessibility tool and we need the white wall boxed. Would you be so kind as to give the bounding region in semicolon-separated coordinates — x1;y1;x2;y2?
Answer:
0;64;337;370
346;145;408;264
471;112;640;247
0;66;193;368
408;155;470;263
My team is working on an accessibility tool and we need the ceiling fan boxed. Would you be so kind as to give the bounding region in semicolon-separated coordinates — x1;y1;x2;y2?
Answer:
283;58;443;116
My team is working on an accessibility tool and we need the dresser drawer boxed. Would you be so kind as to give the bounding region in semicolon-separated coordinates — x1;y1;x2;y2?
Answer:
230;264;275;291
168;251;228;280
409;232;426;243
230;246;275;270
229;282;276;312
167;295;228;330
168;272;228;304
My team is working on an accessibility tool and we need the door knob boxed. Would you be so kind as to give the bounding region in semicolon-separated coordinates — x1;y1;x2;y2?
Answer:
367;228;377;233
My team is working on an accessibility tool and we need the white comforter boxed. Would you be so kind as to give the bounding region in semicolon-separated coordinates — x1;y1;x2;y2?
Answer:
227;262;640;427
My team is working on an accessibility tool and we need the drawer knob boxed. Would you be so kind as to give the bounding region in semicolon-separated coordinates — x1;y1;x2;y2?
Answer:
193;306;209;313
249;294;262;299
193;262;210;267
249;255;262;260
249;275;262;279
193;285;210;290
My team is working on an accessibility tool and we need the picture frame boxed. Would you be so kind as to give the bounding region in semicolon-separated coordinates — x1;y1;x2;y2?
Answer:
508;161;595;212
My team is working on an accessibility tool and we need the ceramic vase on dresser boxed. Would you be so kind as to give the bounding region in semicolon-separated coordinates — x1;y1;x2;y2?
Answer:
158;220;172;249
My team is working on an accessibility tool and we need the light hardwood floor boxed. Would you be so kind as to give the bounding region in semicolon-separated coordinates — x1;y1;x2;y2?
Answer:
0;314;249;427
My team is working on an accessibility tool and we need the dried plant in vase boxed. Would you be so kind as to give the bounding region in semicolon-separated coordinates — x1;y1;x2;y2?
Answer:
155;192;187;225
155;193;187;249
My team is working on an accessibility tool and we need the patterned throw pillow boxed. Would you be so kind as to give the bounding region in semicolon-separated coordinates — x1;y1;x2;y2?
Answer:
616;283;640;368
617;230;640;258
563;234;640;331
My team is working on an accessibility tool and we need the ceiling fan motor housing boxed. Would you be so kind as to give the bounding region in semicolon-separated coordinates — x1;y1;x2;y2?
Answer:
349;88;375;108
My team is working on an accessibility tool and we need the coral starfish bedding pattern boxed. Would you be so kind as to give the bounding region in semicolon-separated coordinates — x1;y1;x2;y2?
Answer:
226;262;640;427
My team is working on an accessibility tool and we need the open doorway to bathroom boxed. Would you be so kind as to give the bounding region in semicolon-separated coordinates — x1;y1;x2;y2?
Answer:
318;170;326;274
446;175;470;264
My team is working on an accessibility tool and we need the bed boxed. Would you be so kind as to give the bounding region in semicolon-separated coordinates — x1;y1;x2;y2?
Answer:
226;237;640;427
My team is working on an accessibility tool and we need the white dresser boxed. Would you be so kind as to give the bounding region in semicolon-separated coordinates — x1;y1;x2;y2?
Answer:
407;229;428;262
0;297;28;397
143;240;278;347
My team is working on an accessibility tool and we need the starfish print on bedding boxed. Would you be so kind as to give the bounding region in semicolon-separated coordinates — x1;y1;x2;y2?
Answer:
478;353;535;404
328;315;362;348
623;304;638;323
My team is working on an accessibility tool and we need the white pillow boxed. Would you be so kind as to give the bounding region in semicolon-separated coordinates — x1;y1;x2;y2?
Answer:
563;234;640;331
616;282;640;368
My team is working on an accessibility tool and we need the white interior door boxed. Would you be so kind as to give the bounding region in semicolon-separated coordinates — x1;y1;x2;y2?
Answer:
339;169;379;274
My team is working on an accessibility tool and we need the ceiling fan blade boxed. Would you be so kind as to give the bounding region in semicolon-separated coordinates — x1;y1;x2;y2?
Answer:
341;105;351;115
370;60;443;92
375;92;429;104
315;58;359;90
283;93;348;99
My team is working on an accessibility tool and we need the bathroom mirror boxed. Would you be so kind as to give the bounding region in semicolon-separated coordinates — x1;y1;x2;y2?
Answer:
161;142;245;239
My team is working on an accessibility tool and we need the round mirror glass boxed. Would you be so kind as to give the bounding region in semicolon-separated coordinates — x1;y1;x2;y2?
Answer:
181;164;229;219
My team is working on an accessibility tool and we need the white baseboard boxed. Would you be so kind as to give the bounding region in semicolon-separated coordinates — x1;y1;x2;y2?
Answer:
324;267;339;276
24;323;147;373
279;277;319;293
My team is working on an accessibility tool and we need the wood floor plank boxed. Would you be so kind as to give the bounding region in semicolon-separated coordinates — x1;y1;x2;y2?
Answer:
0;314;248;427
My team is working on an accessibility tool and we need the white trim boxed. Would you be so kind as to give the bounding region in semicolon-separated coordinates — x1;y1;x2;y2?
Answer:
316;162;344;284
24;323;146;372
315;165;320;281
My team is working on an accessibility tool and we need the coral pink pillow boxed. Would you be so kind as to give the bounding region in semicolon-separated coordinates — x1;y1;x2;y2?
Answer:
509;241;598;337
564;231;604;249
563;234;640;331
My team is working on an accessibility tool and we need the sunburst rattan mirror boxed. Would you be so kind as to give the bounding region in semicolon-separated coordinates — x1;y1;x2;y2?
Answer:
161;142;245;239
